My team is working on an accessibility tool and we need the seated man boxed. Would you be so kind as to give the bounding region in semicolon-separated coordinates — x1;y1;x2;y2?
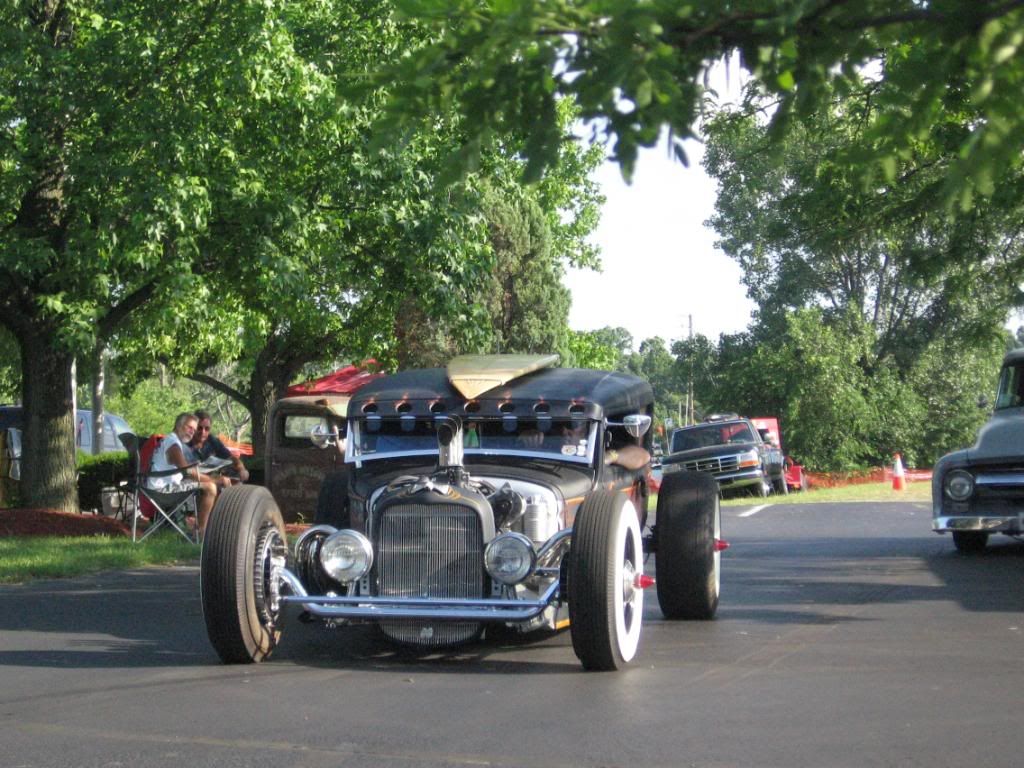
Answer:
149;412;218;536
188;409;250;489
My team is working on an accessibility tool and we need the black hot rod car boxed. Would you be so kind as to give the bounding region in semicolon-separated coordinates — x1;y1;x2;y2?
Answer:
200;355;724;671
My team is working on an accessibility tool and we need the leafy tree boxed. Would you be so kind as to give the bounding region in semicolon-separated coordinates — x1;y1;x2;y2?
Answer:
907;335;1007;463
0;329;17;403
564;330;621;370
702;83;1024;373
2;2;349;509
383;0;1024;211
480;182;571;357
625;336;685;430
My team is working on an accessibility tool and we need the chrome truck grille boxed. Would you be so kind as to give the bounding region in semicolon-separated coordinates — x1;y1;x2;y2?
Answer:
376;502;484;646
683;455;739;474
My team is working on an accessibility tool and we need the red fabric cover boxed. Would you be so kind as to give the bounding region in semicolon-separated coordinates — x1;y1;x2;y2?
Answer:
138;434;163;519
285;361;383;396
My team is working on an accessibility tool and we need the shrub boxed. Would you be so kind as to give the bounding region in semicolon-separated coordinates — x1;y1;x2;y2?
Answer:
77;451;130;512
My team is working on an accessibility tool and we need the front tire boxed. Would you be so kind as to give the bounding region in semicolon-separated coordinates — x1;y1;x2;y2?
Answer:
568;490;645;671
201;485;288;663
952;531;988;553
655;471;721;620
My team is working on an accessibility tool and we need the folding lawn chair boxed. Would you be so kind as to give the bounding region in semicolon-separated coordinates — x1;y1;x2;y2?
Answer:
119;433;201;544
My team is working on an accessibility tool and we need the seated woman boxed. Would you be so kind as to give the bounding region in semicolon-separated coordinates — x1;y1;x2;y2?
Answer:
149;412;219;537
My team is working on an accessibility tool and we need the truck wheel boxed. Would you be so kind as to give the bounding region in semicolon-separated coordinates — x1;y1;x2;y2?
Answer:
201;485;288;663
952;531;988;553
568;490;645;671
755;477;769;497
314;471;350;528
655;471;721;620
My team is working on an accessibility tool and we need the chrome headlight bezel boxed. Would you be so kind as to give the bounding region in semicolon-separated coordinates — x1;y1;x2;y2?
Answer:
944;469;975;502
320;529;374;584
737;449;760;468
484;532;536;585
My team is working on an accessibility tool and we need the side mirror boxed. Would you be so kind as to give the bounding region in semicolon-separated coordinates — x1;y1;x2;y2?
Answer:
310;423;335;449
608;414;652;438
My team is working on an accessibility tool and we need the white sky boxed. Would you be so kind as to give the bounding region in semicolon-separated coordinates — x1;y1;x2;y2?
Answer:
565;57;755;350
565;138;756;348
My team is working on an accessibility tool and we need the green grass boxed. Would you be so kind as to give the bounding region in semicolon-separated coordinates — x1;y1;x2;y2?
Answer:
720;479;931;505
650;479;931;511
0;535;200;584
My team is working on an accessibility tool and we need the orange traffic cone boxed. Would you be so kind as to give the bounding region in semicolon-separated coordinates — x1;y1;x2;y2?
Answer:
892;453;906;491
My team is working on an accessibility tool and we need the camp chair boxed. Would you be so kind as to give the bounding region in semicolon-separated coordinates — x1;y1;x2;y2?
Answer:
119;433;201;544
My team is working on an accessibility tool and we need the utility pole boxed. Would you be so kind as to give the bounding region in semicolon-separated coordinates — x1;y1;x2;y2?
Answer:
686;314;695;425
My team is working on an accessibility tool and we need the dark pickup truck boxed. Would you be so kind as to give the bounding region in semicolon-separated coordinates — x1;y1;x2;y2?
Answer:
662;415;786;497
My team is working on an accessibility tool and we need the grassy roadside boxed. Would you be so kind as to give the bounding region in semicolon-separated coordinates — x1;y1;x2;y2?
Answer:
2;481;931;585
722;479;931;505
650;479;931;511
0;536;199;585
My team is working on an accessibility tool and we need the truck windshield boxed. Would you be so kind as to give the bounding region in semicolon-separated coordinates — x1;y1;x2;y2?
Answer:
348;417;597;465
994;362;1024;410
671;422;755;452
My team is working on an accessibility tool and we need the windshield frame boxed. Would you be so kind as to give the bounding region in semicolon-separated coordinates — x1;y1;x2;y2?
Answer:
345;417;599;468
994;362;1024;410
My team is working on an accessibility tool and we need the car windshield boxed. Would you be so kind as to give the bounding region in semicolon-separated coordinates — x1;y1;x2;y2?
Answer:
994;362;1024;410
348;417;598;465
671;422;754;452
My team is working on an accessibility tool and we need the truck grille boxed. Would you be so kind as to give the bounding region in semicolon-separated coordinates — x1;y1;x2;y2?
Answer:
376;502;484;646
683;455;739;475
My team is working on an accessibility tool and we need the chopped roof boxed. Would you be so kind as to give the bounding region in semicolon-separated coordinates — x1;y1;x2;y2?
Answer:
348;366;653;421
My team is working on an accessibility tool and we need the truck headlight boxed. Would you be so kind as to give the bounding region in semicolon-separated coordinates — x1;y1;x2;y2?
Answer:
484;532;536;585
320;530;373;584
944;470;975;501
737;449;760;468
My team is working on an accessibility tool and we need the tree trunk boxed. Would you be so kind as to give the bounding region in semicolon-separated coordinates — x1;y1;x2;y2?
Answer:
91;345;105;455
20;328;78;512
249;354;298;464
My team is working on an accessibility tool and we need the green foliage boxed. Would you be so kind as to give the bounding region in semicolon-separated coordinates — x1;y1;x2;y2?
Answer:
702;84;1024;370
76;451;130;512
0;328;17;402
105;377;197;438
625;337;685;430
384;1;1024;210
564;330;621;370
480;182;571;357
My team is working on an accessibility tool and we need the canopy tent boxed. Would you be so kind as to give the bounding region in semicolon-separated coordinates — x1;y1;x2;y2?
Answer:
285;362;383;397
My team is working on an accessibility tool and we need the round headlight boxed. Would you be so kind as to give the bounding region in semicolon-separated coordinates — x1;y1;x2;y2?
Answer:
944;469;975;501
320;530;373;584
484;532;536;585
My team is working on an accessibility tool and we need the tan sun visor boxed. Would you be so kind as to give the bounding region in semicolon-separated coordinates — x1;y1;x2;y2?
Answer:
447;354;559;399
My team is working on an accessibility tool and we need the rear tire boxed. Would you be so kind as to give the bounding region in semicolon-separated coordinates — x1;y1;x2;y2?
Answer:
201;485;288;663
568;490;645;671
952;531;988;553
655;471;721;620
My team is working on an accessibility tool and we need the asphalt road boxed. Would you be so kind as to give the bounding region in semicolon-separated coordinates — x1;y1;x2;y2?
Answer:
2;499;1023;768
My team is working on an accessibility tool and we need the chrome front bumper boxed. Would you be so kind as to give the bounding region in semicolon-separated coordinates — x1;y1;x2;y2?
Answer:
933;515;1024;534
277;569;561;623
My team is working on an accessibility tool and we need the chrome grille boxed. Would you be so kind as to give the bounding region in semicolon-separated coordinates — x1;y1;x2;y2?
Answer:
376;501;484;646
683;455;739;475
